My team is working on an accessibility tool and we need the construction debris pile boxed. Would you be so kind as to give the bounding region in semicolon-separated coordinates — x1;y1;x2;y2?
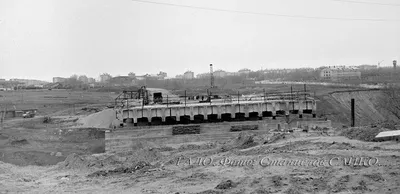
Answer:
77;109;116;128
340;126;390;141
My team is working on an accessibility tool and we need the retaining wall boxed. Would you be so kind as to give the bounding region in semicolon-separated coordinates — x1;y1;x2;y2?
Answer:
105;118;332;153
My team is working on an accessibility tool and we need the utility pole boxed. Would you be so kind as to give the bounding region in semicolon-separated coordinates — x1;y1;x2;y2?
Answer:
263;89;265;102
393;60;397;83
210;64;214;88
351;99;355;127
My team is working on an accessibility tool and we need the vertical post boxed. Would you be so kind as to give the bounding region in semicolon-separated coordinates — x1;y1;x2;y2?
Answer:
263;89;265;102
167;95;171;118
237;91;240;112
127;99;129;119
351;98;355;127
291;86;294;111
142;96;144;118
184;90;186;115
304;84;308;109
209;91;212;105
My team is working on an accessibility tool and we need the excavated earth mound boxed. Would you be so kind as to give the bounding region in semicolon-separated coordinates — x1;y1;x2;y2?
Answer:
77;109;116;128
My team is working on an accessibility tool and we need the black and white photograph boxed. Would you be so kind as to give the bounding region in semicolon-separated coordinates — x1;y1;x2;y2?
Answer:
0;0;400;193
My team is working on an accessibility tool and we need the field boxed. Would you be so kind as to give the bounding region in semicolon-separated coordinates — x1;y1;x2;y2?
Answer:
0;85;399;193
0;89;117;116
0;89;116;166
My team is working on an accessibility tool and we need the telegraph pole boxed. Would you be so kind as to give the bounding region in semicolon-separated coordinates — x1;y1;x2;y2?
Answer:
393;60;397;83
210;64;214;88
351;99;355;127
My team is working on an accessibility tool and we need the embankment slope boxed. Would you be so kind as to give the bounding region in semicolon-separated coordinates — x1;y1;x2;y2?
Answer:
318;89;398;127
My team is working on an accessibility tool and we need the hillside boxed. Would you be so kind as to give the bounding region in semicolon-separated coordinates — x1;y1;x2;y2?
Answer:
318;89;399;127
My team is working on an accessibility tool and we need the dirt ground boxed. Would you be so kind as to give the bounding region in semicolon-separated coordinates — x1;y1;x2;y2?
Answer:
0;130;399;194
0;87;399;194
0;89;114;166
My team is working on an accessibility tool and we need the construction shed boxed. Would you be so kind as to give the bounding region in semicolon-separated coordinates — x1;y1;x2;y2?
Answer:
375;130;400;142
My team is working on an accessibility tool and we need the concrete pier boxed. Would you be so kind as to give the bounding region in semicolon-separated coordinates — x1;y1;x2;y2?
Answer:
118;99;317;126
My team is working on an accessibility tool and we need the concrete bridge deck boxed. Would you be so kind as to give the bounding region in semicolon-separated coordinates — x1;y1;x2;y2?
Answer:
119;99;317;126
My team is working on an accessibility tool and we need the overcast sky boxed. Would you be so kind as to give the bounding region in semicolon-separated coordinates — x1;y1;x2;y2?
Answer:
0;0;399;81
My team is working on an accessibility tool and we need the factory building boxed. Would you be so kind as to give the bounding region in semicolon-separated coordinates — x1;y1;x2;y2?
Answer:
320;66;361;82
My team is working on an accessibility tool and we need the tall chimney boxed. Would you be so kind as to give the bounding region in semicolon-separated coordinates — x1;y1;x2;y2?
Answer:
394;60;397;70
351;99;355;127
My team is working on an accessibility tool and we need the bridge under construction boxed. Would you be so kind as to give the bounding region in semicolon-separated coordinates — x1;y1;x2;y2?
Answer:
114;86;318;127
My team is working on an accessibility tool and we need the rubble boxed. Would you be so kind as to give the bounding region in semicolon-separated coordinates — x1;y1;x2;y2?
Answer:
87;161;150;177
215;180;236;190
340;126;389;141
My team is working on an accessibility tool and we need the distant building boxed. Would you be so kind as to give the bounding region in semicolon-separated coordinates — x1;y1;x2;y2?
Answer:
88;77;96;83
128;72;136;78
238;68;251;75
53;77;66;83
145;74;160;80
157;71;167;80
78;75;88;84
0;80;14;91
214;70;227;78
109;76;134;86
136;75;146;80
358;65;377;70
175;74;184;79
44;82;63;89
196;73;210;78
100;73;112;83
183;71;194;79
320;66;361;81
10;79;48;86
135;73;162;80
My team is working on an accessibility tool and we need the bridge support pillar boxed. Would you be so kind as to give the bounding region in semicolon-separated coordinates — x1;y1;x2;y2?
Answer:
175;108;180;122
217;106;221;119
161;108;166;122
231;105;236;119
258;103;262;118
147;108;152;124
203;106;208;121
272;103;276;119
190;107;194;121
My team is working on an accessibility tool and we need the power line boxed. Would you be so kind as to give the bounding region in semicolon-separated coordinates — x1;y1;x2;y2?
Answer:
328;0;400;7
131;0;400;22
